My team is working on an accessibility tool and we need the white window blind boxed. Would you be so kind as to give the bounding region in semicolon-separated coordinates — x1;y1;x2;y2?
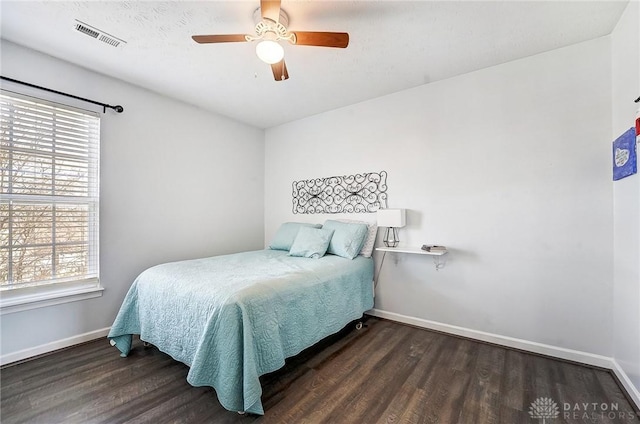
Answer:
0;90;100;291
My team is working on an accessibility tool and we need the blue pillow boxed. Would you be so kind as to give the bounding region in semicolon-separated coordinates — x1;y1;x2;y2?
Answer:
288;227;335;259
322;220;369;259
269;222;322;251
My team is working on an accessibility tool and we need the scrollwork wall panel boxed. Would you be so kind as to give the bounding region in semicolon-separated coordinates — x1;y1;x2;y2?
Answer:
292;171;388;214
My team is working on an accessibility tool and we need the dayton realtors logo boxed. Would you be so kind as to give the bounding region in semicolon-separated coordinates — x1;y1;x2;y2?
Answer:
563;401;636;420
529;397;637;422
529;397;560;423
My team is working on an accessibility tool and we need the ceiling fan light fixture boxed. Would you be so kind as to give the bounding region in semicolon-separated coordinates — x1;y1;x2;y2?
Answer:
256;40;284;64
192;1;349;81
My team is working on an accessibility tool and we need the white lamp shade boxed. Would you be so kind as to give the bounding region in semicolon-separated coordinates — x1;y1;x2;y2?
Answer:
256;40;284;64
376;208;406;228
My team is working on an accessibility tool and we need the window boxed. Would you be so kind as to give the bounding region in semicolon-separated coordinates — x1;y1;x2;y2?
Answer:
0;91;101;310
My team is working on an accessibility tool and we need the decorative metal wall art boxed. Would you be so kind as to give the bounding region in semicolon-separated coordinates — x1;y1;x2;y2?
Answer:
292;171;388;214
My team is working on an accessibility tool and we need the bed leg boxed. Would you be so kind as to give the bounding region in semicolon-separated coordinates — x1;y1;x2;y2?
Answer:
355;321;363;330
237;411;245;415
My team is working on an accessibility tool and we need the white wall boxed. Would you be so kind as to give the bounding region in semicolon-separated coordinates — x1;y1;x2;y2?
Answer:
0;40;265;357
612;0;640;397
265;38;613;356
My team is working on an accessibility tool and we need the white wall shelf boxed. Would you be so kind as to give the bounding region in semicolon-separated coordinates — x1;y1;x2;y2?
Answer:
375;246;448;271
375;246;448;256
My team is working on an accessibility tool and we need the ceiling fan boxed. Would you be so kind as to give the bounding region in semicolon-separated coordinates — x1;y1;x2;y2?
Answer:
192;0;349;81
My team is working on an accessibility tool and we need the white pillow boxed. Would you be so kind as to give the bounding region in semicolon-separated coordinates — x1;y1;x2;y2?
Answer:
335;219;378;258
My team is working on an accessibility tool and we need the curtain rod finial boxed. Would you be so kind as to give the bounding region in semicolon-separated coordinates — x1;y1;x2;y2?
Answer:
113;105;124;113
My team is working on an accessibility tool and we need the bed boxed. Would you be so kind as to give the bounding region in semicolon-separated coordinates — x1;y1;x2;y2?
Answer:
108;247;374;415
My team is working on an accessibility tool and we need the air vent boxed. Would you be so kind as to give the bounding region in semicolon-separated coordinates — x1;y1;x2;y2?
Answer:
98;34;121;47
74;20;126;48
75;23;99;39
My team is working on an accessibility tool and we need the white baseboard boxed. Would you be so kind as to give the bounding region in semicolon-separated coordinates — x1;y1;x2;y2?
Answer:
611;359;640;410
367;308;640;409
367;309;612;367
0;327;111;366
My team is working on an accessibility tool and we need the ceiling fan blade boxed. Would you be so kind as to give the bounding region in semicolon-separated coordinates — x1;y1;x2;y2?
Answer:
192;34;248;44
291;31;349;48
261;0;281;22
271;59;289;81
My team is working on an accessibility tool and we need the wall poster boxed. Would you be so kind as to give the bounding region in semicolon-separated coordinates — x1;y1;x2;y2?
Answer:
613;127;637;181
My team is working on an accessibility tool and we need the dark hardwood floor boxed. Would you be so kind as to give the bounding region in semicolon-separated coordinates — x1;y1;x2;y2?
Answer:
1;317;637;424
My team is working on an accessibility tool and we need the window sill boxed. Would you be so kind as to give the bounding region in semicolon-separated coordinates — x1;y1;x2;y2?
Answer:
0;282;104;315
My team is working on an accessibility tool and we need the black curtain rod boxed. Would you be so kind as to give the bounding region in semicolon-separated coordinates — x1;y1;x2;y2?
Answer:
0;76;124;113
635;96;640;103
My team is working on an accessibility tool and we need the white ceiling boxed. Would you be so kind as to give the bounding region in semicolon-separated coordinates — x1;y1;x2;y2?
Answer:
0;1;628;129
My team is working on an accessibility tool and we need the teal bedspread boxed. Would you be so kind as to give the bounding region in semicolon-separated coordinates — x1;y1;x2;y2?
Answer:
108;249;374;415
